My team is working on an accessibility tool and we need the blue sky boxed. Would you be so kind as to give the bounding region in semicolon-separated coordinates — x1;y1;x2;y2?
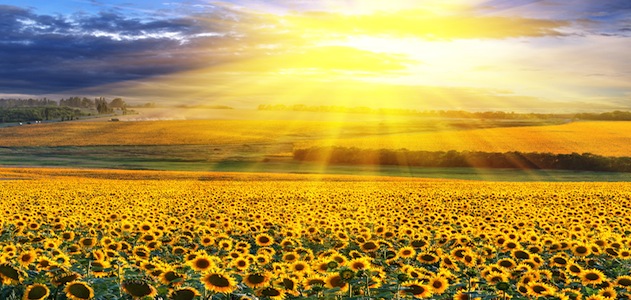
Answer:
0;0;630;112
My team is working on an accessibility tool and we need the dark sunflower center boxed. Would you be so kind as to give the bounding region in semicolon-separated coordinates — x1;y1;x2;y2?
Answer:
309;279;325;286
68;283;91;299
172;289;196;300
207;274;230;287
499;261;513;268
259;236;270;243
363;242;377;250
407;284;426;295
421;254;435;261
165;271;179;281
553;257;567;264
531;285;546;293
260;287;281;297
283;278;295;289
124;282;153;296
27;285;48;299
585;273;599;280
329;275;345;287
0;264;20;280
619;278;631;286
195;259;210;269
575;247;588;254
248;274;266;284
433;280;443;288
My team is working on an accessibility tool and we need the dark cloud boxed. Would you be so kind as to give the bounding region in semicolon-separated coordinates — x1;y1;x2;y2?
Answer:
0;4;236;94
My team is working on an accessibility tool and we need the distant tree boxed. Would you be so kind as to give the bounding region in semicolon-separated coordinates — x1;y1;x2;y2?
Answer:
109;98;126;108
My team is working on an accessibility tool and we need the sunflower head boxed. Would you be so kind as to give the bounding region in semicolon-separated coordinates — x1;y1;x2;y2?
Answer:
243;271;271;288
401;280;433;298
24;283;50;300
51;272;80;286
256;286;286;300
201;270;237;294
122;279;158;298
64;281;94;300
0;263;22;285
170;287;201;300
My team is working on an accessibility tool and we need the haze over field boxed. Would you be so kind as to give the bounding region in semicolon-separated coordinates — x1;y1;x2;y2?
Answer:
0;0;630;112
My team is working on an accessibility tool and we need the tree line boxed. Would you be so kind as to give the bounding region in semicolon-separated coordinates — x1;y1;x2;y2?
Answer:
0;97;129;123
259;104;631;121
294;147;631;172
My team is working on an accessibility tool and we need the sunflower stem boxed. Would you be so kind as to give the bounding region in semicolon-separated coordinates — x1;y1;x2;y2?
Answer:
365;273;370;299
348;283;352;298
87;260;91;278
117;262;123;298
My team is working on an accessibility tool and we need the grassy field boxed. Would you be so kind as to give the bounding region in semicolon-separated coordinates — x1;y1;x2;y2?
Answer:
1;168;630;299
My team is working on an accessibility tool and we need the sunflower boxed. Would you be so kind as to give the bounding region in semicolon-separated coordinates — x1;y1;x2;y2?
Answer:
416;253;439;264
497;258;517;269
52;272;80;286
484;271;509;285
580;269;606;286
398;246;416;259
615;275;631;288
64;281;94;300
160;269;186;286
122;280;157;299
23;283;50;300
428;276;449;295
360;241;380;252
0;263;22;285
256;286;286;300
255;233;275;247
170;287;201;300
172;246;187;256
243;271;271;288
619;248;631;260
201;270;237;293
132;245;150;260
90;260;111;278
566;261;583;277
189;255;215;272
289;260;310;275
401;280;433;298
348;257;371;272
200;236;215;247
231;257;250;271
138;222;152;232
35;256;56;271
325;273;349;292
278;276;300;296
312;260;330;273
584;296;607;300
78;238;96;248
282;252;299;263
550;254;569;268
303;275;326;291
598;287;617;299
17;250;37;267
217;239;233;251
572;244;592;257
527;281;557;297
512;249;531;260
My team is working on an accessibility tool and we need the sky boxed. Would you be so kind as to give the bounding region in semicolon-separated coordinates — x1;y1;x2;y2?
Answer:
0;0;630;112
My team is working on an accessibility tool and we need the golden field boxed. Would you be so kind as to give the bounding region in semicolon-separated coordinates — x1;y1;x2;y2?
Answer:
1;120;630;157
1;168;631;299
296;121;631;157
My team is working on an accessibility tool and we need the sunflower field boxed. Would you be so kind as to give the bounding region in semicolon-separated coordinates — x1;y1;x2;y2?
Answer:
1;169;631;300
